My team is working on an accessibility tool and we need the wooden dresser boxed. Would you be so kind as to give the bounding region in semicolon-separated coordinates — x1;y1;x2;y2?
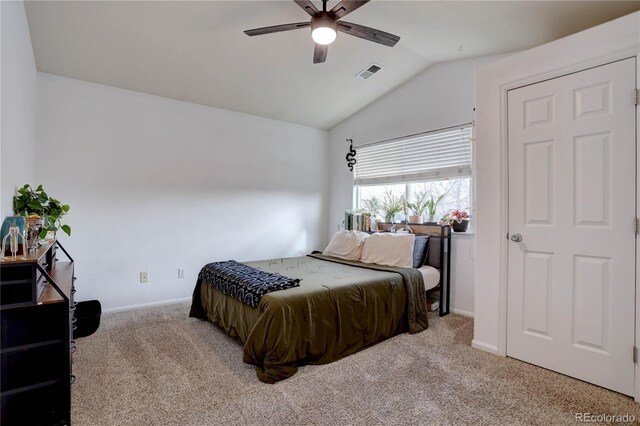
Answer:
1;241;75;425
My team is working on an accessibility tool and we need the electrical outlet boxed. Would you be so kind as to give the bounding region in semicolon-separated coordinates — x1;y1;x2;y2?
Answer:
178;268;185;279
140;272;148;283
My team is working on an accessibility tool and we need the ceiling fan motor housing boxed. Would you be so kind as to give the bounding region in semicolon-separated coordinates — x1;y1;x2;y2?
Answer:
311;12;337;32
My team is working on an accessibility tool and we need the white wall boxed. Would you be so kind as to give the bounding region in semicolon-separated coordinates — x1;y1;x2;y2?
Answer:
1;1;37;216
474;12;639;355
328;54;507;316
35;73;329;311
449;233;475;316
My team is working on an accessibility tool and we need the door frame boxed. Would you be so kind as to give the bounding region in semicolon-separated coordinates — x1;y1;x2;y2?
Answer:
472;12;639;401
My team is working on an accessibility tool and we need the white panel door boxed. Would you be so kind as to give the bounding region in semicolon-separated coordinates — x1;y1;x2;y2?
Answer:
507;58;636;396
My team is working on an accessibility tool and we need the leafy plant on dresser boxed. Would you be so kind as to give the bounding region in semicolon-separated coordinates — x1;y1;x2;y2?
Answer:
13;184;71;237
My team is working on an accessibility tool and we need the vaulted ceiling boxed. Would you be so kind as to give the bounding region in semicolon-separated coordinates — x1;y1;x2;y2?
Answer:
25;1;640;129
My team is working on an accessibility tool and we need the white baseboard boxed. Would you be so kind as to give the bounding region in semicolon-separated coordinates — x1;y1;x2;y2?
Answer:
102;297;191;314
471;339;501;355
451;308;474;318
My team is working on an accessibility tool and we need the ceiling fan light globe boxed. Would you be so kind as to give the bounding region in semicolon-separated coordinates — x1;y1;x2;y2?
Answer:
312;27;337;45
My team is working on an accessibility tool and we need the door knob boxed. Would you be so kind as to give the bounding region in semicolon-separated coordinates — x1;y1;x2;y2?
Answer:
510;233;523;243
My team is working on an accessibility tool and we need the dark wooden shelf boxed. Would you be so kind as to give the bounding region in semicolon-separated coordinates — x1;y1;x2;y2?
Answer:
0;339;62;355
0;279;31;286
38;262;73;304
1;240;74;425
0;241;53;264
376;223;451;237
0;379;61;398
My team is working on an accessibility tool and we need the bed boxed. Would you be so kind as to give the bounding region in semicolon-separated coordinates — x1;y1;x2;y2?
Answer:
189;232;448;383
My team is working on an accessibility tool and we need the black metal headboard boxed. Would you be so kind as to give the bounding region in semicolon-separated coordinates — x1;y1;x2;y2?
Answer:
425;237;443;270
363;223;452;317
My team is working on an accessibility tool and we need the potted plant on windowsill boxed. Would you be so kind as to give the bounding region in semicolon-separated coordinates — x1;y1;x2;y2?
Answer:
445;209;470;232
13;184;71;248
381;190;404;224
407;190;429;224
424;193;445;224
362;196;381;219
361;196;383;231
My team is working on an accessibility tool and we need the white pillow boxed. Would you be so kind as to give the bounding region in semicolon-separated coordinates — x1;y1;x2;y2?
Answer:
360;233;415;268
323;231;369;261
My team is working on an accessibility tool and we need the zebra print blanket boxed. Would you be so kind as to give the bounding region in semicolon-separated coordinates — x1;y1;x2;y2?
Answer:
198;260;301;308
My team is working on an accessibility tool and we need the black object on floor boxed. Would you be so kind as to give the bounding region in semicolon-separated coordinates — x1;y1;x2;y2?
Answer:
73;300;102;338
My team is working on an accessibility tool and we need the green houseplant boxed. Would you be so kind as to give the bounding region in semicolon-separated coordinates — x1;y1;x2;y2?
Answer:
424;193;445;223
407;190;429;224
381;190;405;223
446;209;470;232
13;184;71;238
362;196;382;219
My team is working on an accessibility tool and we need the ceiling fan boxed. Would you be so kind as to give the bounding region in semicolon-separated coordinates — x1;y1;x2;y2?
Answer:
244;0;400;64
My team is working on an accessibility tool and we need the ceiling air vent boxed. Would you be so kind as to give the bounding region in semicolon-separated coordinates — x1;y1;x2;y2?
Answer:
356;63;383;80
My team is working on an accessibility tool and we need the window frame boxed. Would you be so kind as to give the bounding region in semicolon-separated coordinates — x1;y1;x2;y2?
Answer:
352;123;474;225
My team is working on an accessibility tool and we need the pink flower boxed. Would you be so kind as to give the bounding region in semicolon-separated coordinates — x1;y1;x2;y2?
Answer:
449;209;470;221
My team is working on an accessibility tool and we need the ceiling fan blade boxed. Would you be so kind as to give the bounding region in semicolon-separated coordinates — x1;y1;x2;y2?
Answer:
244;22;311;37
313;44;328;64
294;0;319;17
337;21;400;47
330;0;370;19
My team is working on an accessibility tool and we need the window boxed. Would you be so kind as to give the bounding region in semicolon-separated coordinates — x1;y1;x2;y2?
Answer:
353;125;472;223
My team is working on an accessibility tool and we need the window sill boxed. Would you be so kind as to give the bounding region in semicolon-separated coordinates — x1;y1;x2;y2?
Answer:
451;232;474;239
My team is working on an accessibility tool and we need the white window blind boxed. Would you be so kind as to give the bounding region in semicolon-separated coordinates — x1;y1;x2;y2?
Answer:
354;125;472;186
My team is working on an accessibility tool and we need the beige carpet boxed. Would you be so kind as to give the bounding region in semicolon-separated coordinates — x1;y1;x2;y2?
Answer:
72;302;640;425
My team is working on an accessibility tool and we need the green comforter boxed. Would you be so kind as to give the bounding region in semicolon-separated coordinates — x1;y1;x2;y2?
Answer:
189;254;429;383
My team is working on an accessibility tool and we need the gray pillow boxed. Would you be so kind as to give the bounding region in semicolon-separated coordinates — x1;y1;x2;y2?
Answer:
412;236;430;268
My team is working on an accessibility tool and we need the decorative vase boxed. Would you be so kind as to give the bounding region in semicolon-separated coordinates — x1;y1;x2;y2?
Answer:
451;219;469;232
25;215;44;250
408;215;423;224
